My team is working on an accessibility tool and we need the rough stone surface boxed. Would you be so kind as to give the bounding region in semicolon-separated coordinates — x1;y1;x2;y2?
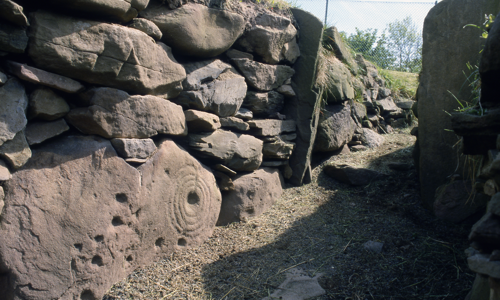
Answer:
226;48;254;60
0;21;27;53
110;138;157;159
417;0;500;209
324;58;355;102
182;59;232;90
236;13;297;64
128;18;162;40
214;171;235;191
0;0;29;27
8;61;85;94
0;136;221;300
314;104;355;152
29;11;186;98
0;130;31;169
25;119;70;145
434;180;488;223
243;91;284;117
323;163;384;186
361;128;385;148
66;87;187;139
28;88;70;121
263;140;295;160
48;0;149;22
176;68;247;117
217;167;282;225
282;37;301;64
468;253;500;278
351;101;367;125
189;130;263;172
375;98;400;114
469;213;500;250
235;108;253;120
395;100;415;110
282;9;323;186
487;193;500;216
220;117;249;131
0;159;11;181
140;3;245;57
184;109;221;132
248;119;296;136
232;58;295;91
0;78;28;147
323;26;357;73
277;84;296;97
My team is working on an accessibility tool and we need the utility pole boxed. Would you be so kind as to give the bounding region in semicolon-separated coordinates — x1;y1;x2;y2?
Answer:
325;0;329;26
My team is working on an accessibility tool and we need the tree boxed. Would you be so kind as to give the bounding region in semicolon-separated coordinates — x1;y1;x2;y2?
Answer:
343;28;395;69
386;16;422;73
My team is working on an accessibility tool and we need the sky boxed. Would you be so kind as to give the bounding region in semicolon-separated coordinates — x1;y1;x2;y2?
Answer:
293;0;437;36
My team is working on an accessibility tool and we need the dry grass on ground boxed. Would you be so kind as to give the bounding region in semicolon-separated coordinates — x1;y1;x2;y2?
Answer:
104;130;474;300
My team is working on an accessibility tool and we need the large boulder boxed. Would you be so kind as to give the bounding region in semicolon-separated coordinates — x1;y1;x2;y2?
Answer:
0;136;221;300
282;9;324;185
417;0;500;209
140;2;245;57
176;64;247;117
217;167;282;225
236;13;298;64
188;130;263;172
0;78;28;146
65;87;187;139
42;0;149;22
28;11;186;98
314;104;355;152
232;58;295;91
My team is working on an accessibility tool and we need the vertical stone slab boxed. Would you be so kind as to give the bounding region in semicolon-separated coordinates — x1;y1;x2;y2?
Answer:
283;8;323;186
417;0;500;209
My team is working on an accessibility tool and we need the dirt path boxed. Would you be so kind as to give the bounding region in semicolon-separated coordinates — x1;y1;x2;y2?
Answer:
104;132;474;300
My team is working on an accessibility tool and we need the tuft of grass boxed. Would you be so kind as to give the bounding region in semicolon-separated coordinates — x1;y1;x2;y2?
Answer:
379;69;418;100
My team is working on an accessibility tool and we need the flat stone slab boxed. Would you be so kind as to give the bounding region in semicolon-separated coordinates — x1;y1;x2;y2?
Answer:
25;119;70;145
8;61;84;93
248;119;296;136
262;267;325;300
220;117;249;131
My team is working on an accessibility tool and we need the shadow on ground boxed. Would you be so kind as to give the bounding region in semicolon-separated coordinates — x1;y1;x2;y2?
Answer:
200;146;475;299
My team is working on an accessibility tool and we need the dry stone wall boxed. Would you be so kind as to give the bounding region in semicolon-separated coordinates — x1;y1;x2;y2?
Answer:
450;9;500;297
0;0;315;299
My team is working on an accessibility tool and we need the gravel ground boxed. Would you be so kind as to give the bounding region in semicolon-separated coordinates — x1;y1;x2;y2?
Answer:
104;131;475;300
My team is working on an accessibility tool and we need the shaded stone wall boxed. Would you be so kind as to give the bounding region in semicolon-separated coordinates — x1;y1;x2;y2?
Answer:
417;0;500;210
